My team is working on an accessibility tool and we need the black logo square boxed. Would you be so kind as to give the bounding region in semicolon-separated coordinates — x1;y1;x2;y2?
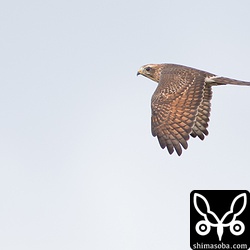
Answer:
190;190;250;250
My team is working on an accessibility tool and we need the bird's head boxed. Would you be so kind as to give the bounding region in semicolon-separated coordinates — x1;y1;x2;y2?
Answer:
137;64;161;83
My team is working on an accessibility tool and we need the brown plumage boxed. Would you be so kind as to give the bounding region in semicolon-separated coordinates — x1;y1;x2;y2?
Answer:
137;63;250;156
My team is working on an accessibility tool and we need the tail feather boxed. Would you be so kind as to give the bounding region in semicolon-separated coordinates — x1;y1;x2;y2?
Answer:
205;76;250;86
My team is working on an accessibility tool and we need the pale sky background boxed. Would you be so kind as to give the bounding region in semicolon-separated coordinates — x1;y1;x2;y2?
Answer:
0;0;250;249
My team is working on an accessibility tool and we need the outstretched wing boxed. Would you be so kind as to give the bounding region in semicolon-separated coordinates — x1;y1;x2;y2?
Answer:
151;65;210;155
190;85;212;140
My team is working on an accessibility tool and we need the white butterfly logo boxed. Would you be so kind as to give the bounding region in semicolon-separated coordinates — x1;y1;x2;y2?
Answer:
193;193;247;241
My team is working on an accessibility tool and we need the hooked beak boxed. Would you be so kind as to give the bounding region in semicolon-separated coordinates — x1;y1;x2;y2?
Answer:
137;67;144;76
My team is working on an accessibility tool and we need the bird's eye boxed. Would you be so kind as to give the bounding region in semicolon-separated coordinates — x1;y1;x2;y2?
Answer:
145;67;151;72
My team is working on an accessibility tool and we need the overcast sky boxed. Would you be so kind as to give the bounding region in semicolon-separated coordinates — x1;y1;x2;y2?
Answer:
0;0;250;249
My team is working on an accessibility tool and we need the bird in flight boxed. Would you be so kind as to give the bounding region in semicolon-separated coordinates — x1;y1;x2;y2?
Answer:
137;63;250;156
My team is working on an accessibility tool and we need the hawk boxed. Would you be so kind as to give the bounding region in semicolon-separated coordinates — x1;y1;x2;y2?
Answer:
137;63;250;156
